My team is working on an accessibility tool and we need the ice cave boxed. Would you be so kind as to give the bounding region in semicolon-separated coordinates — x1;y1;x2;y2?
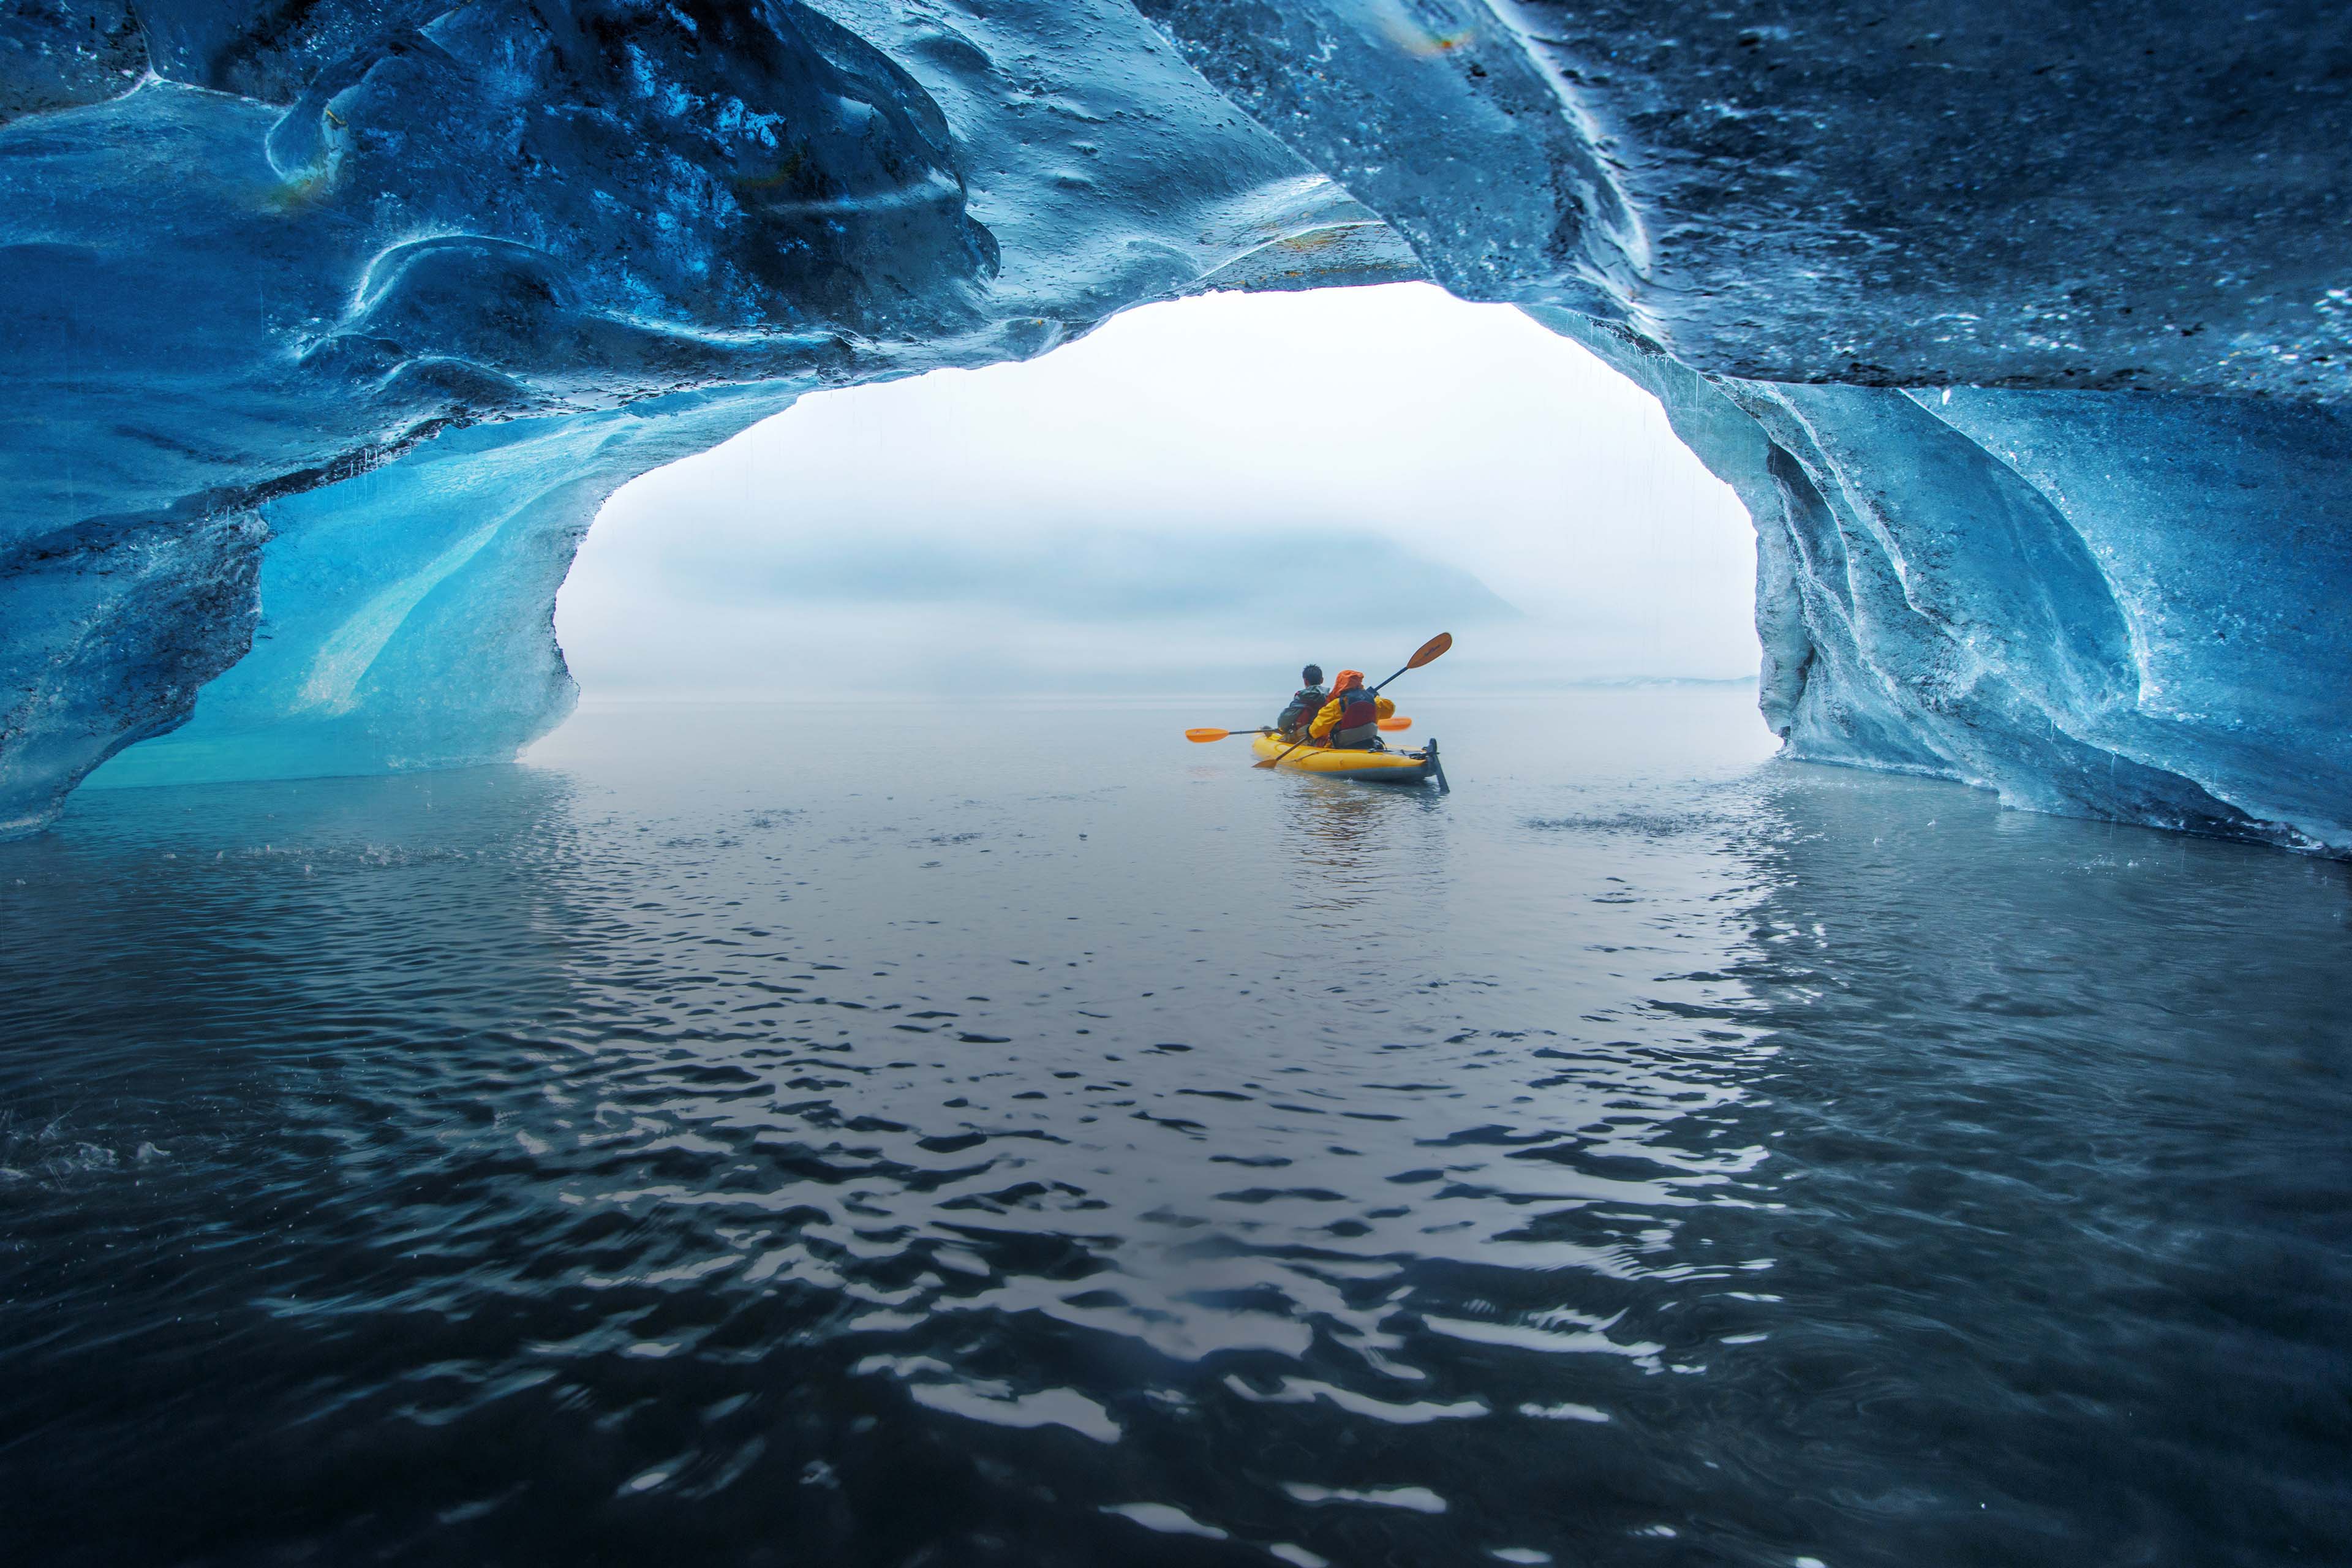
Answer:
2;0;2346;851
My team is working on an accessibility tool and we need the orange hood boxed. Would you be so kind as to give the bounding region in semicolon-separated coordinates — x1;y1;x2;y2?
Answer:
1332;669;1366;693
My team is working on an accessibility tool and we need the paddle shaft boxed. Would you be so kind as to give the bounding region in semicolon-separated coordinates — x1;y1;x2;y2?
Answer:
1257;736;1314;770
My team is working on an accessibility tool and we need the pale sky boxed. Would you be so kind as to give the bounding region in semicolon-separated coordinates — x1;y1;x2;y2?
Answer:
558;282;1758;698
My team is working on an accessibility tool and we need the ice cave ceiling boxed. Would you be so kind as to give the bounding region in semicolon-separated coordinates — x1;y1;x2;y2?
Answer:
0;0;2346;851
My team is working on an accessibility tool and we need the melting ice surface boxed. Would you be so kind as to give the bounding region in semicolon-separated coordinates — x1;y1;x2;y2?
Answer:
4;688;2348;1565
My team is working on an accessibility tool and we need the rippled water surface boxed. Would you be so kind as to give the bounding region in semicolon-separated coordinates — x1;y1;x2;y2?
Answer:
4;691;2348;1567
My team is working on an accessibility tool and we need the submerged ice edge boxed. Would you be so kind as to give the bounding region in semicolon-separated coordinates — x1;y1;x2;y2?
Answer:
4;1;2350;853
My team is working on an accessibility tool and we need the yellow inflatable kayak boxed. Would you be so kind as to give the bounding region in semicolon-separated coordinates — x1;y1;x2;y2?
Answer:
1251;731;1446;786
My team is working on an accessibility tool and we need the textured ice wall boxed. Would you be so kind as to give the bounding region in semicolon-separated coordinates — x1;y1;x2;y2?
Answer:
83;384;804;790
1143;0;2352;396
3;0;2348;850
0;0;1411;830
1899;390;2352;848
1542;317;2352;850
1141;0;2352;852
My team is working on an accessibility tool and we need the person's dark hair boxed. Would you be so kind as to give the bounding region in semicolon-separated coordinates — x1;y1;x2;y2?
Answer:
1302;664;1324;685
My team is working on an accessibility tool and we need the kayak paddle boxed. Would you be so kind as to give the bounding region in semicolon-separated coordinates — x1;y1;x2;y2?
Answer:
1256;633;1452;769
1368;632;1452;696
1191;718;1408;742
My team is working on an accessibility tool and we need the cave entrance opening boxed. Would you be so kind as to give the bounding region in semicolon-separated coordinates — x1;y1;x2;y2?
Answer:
554;282;1760;714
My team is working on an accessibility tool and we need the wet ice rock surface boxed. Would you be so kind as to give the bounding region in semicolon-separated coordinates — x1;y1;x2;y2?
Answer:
3;0;2350;848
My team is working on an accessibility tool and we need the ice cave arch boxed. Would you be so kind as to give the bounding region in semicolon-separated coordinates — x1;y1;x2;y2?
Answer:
1;0;2346;853
544;284;1763;706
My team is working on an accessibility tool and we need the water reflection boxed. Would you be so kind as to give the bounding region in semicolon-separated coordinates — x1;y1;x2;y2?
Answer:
1665;764;2352;1565
1;698;2345;1567
1281;774;1451;920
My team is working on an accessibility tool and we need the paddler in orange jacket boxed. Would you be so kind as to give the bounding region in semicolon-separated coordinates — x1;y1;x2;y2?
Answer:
1308;670;1396;749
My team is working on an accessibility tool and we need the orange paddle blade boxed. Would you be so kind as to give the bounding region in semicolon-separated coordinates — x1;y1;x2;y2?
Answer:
1378;715;1413;731
1406;632;1452;669
1184;728;1233;742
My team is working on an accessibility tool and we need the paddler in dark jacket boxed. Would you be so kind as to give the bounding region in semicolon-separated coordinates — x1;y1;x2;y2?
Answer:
1275;664;1329;741
1308;669;1386;749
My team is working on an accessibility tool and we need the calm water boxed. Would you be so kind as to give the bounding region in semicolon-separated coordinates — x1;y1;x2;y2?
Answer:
3;691;2347;1567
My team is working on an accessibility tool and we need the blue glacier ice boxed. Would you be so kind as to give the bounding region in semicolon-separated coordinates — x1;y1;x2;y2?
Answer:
83;383;804;789
3;0;2347;850
0;0;1410;828
1548;315;2352;850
